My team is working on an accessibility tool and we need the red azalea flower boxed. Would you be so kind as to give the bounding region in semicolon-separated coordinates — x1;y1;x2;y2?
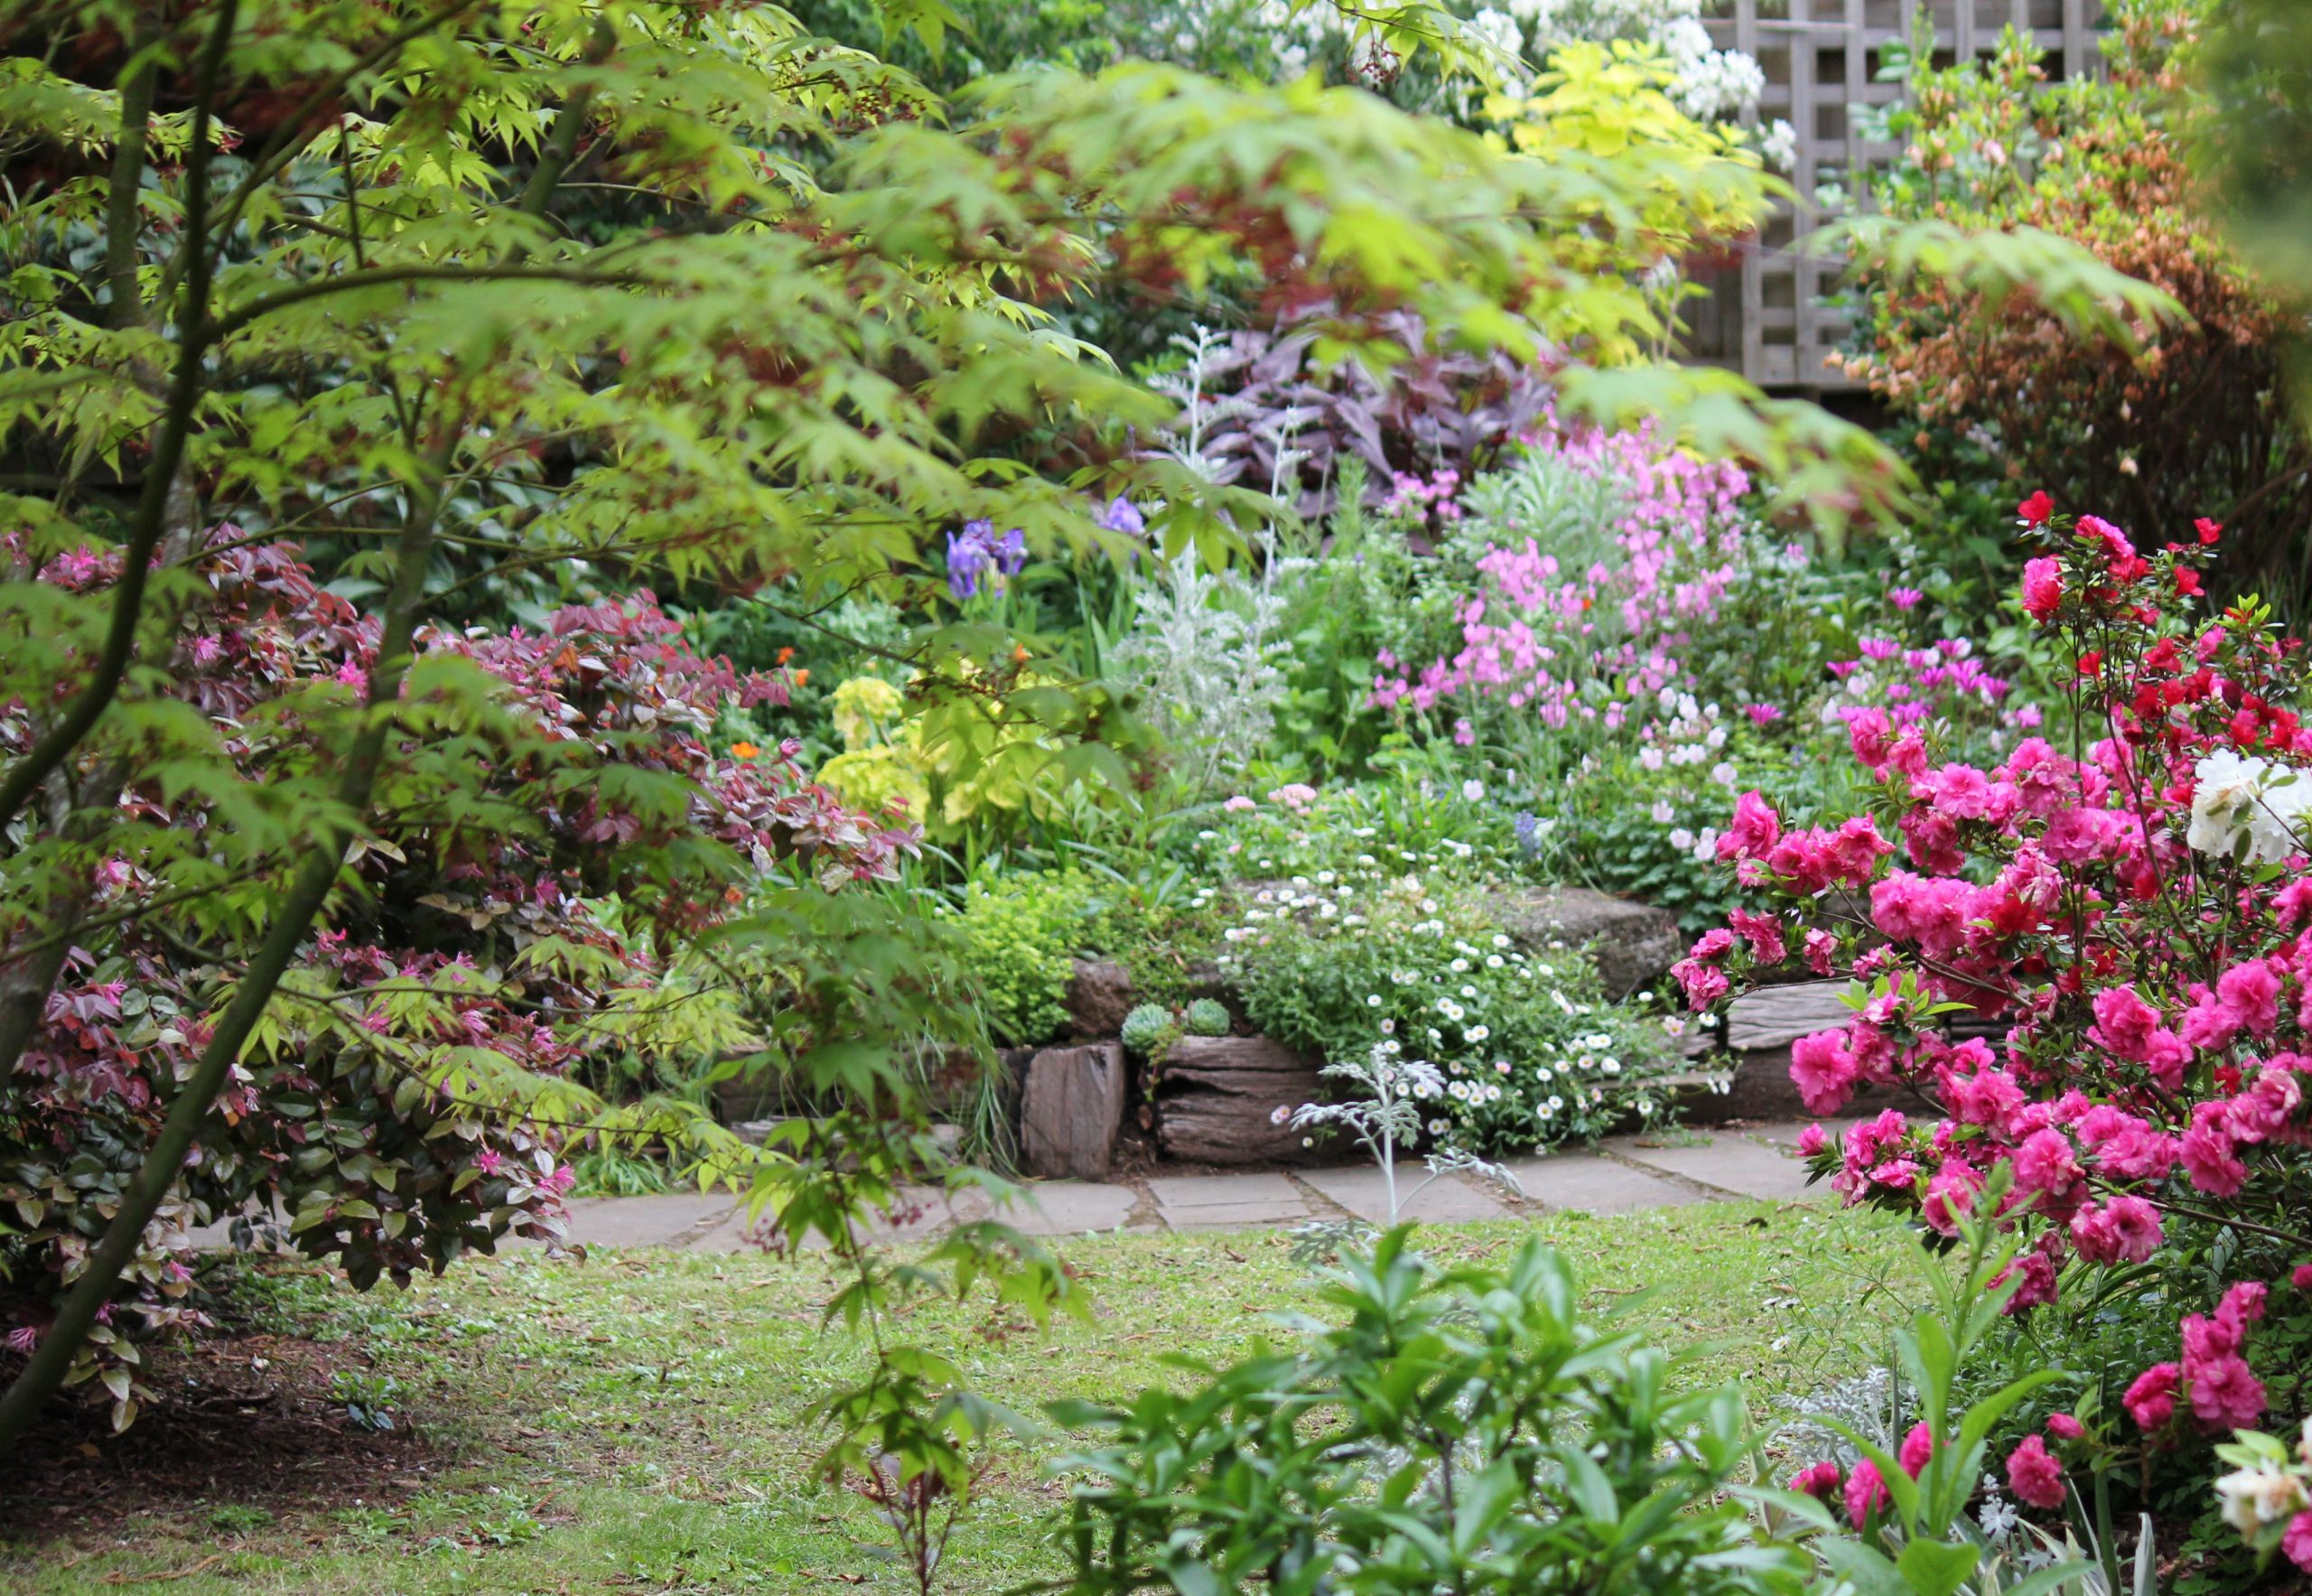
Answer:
2018;490;2056;527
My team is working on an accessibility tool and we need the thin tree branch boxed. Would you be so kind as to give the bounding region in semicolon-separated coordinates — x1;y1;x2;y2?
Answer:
205;264;648;347
0;0;241;839
99;14;161;331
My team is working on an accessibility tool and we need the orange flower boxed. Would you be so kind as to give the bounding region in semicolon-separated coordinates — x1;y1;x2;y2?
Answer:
731;741;760;761
793;669;808;686
1012;644;1030;663
776;646;796;665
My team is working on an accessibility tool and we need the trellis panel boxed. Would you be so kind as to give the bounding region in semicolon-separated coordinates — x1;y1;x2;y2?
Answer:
1686;0;2100;391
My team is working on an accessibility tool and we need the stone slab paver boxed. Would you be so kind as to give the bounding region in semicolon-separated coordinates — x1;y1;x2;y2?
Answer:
1604;1130;1823;1203
1002;1181;1141;1236
1496;1152;1701;1215
1149;1171;1308;1229
1300;1165;1508;1224
670;1181;1142;1253
564;1192;736;1248
1163;1201;1310;1230
1743;1120;1853;1152
188;1133;1841;1259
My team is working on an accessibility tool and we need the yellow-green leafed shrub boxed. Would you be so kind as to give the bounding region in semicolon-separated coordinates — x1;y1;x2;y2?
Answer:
951;870;1105;1048
816;668;1096;841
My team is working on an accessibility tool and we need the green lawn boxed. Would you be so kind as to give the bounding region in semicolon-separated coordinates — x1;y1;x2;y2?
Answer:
4;1202;1920;1595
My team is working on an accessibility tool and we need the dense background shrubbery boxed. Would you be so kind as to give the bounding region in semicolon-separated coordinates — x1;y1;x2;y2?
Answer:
1846;0;2312;615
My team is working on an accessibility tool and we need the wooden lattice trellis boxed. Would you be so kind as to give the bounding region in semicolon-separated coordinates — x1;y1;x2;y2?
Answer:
1684;0;2101;390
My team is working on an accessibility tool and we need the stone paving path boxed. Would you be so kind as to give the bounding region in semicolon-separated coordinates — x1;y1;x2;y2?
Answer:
538;1122;1839;1252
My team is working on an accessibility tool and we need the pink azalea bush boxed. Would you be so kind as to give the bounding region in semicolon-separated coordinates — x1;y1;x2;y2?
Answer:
1677;494;2312;1572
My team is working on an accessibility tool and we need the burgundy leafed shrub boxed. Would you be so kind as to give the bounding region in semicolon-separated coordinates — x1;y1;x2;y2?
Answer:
0;531;913;1423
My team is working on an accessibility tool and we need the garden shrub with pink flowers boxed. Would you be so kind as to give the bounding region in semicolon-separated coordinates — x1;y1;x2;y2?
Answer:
1677;492;2312;1586
1351;416;2049;932
0;532;930;1429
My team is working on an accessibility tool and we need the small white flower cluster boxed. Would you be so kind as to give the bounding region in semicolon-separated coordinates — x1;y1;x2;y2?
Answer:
1758;117;1798;172
1498;0;1766;123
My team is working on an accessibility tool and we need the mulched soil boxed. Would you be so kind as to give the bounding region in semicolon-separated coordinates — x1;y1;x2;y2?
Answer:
0;1328;446;1536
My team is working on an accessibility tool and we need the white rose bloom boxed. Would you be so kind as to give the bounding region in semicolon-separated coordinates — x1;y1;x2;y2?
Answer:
2215;1461;2309;1534
2189;750;2312;864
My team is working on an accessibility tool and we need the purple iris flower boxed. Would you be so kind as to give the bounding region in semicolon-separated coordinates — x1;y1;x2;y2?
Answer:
1098;497;1146;535
946;530;993;600
994;528;1028;576
944;519;1028;600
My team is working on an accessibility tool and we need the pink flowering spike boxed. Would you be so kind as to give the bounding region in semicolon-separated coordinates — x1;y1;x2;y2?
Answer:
1670;957;1729;1012
2220;1280;2268;1325
2123;1363;2180;1430
2284;1512;2312;1575
2186;1350;2264;1430
2006;1434;2067;1510
1898;1422;1934;1479
1790;1461;1842;1500
1921;1161;1983;1237
2069;1195;2163;1265
1789;1030;1860;1118
2021;556;2064;621
1718;790;1782;861
1844;1459;1890;1529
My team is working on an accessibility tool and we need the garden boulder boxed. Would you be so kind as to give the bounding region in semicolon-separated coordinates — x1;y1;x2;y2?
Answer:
1153;1036;1326;1166
1021;1041;1128;1181
1492;887;1681;1000
1065;958;1138;1040
1692;979;1904;1121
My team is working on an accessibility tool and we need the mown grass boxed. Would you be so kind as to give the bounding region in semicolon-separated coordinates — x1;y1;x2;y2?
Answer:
5;1201;1924;1595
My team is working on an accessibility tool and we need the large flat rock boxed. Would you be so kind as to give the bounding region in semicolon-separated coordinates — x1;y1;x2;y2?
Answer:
1495;1152;1701;1215
1300;1164;1510;1224
1154;1036;1326;1165
1492;886;1682;1000
1603;1130;1825;1203
1065;959;1137;1039
1723;981;1858;1053
1149;1171;1310;1229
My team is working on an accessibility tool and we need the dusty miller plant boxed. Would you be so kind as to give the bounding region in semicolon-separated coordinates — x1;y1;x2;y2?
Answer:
1285;1046;1519;1261
1111;546;1290;798
1147;324;1262;487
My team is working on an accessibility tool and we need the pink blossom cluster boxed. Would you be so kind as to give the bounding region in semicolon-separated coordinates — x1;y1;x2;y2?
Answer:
1691;496;2312;1533
1790;1413;2076;1529
1827;635;2027;741
1381;467;1464;530
1367;420;1751;728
